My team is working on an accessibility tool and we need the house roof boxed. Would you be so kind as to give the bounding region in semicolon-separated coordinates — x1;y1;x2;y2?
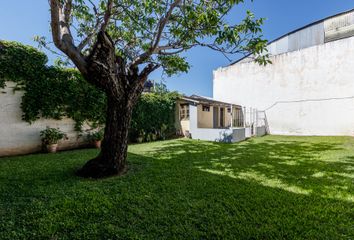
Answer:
180;94;241;107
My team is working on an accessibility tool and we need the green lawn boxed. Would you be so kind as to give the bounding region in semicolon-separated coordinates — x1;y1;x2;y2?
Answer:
0;136;353;239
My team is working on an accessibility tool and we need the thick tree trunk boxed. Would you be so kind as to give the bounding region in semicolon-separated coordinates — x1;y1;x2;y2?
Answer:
75;31;146;178
76;96;134;178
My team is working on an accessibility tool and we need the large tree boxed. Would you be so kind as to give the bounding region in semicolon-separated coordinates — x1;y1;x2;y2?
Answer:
48;0;269;178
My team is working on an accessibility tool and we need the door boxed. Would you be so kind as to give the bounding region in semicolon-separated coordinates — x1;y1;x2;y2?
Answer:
220;107;224;128
213;107;219;128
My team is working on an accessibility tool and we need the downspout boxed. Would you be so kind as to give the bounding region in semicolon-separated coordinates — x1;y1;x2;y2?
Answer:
230;104;233;129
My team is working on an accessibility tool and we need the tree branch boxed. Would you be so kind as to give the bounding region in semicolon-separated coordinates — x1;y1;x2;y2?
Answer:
63;0;72;23
158;48;185;55
49;0;87;74
139;63;160;80
87;0;98;15
101;0;113;31
129;0;182;67
78;17;102;51
152;0;181;50
128;63;160;104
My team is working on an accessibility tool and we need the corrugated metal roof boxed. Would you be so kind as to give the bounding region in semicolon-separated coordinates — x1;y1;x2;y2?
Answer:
325;10;354;42
229;8;354;66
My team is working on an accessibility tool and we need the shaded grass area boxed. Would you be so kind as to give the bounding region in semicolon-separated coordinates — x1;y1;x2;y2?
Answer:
0;136;353;239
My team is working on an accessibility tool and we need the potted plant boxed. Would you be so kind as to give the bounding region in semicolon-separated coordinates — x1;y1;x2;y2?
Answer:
151;133;157;141
87;129;104;148
145;133;152;142
40;127;67;153
136;130;145;143
160;124;168;140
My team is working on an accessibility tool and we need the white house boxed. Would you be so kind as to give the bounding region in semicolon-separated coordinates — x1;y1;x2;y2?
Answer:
176;95;266;142
213;9;354;136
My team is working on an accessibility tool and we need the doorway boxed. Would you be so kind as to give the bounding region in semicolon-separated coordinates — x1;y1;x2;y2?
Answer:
220;107;224;127
213;106;219;128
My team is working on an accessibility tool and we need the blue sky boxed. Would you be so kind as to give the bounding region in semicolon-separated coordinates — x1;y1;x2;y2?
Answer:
0;1;353;97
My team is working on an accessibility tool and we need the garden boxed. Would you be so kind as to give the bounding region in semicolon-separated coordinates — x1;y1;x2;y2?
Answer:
0;41;180;151
1;135;353;239
1;1;353;239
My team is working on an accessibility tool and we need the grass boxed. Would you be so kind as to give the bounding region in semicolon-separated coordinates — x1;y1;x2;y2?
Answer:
0;135;353;239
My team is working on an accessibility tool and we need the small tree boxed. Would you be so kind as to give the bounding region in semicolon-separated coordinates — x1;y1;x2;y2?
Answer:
48;0;269;178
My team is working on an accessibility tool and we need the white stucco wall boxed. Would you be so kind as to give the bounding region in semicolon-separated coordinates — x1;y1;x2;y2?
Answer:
213;37;354;136
180;119;190;135
0;82;88;156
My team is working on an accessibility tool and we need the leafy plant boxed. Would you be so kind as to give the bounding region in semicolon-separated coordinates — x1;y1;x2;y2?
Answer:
130;91;180;142
40;127;67;145
0;41;179;142
0;41;106;130
0;41;47;89
160;124;168;140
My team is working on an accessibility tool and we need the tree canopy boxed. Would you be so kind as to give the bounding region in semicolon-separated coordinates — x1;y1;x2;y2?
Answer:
45;0;269;77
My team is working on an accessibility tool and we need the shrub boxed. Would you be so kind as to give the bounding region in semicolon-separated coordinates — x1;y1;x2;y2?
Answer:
130;92;179;142
40;127;67;145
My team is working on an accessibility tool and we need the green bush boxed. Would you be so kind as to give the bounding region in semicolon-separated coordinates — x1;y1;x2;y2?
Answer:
130;92;179;142
40;127;67;145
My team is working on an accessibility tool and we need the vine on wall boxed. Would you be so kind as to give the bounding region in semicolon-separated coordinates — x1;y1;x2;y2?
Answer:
0;41;47;89
0;41;179;141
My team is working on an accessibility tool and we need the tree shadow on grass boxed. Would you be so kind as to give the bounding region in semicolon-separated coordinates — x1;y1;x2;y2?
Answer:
146;137;354;203
0;149;159;239
0;137;353;239
130;137;354;238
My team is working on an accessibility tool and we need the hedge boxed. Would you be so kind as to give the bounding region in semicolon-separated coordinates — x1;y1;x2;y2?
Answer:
0;40;179;142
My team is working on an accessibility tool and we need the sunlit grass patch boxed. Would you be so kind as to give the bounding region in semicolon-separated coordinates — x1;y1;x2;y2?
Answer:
1;135;353;239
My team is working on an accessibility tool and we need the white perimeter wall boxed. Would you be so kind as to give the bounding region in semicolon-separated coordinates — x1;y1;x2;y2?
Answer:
213;37;354;136
0;82;88;157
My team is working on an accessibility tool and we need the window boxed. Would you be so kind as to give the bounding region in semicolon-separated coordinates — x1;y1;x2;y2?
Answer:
227;107;231;113
180;104;190;120
202;105;210;112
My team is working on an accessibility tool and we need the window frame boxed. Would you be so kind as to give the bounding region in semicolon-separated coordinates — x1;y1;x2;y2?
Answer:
180;104;190;120
202;105;210;112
